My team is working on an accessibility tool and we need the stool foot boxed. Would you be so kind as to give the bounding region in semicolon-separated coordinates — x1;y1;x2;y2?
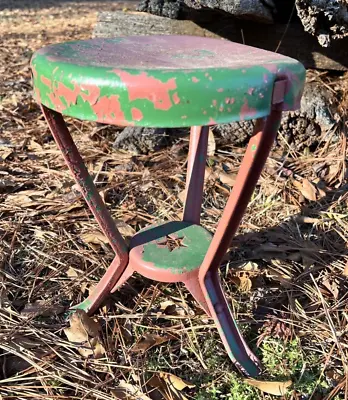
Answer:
70;256;128;315
201;270;261;377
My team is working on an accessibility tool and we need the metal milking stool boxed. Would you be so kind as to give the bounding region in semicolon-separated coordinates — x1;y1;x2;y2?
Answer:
31;35;305;376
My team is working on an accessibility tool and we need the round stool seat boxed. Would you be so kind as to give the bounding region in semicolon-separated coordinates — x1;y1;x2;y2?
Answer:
129;221;212;282
31;35;305;128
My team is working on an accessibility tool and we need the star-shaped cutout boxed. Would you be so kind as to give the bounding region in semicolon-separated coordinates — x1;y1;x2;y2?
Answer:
158;235;187;252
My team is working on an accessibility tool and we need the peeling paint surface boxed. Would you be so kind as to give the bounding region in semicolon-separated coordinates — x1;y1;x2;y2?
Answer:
130;221;212;275
31;35;305;127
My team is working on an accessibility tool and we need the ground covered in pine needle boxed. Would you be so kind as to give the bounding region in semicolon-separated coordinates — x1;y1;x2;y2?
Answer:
0;1;348;399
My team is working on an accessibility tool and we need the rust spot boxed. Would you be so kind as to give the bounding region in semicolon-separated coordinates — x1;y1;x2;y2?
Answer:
131;107;143;121
212;100;217;107
240;99;257;120
172;92;180;105
192;77;199;83
92;95;126;123
208;118;217;125
248;88;254;95
264;64;278;74
219;106;224;112
114;70;176;110
217;88;224;92
181;115;187;119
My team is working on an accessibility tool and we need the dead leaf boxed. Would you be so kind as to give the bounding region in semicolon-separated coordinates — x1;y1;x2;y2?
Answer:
158;372;195;390
27;139;43;151
66;267;79;278
0;149;13;160
231;273;252;292
21;300;64;317
81;231;108;245
64;309;104;358
65;309;100;339
207;128;216;156
204;166;216;181
111;380;152;400
148;372;192;400
244;378;292;396
240;261;259;273
178;190;186;203
115;220;136;238
344;260;348;277
78;337;105;359
159;301;187;316
322;277;339;299
293;179;317;201
218;170;236;187
131;333;173;354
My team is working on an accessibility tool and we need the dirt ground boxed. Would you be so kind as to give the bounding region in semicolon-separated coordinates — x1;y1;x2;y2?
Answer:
0;1;348;399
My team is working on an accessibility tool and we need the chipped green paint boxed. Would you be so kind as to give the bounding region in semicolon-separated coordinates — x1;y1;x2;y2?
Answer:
30;36;305;128
141;223;212;274
70;298;92;312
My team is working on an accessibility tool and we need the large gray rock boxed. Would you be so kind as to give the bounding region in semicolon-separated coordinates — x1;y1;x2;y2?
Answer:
137;0;275;23
296;0;348;47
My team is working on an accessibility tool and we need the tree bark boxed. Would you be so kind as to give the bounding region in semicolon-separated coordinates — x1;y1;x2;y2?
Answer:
296;0;348;47
137;0;275;23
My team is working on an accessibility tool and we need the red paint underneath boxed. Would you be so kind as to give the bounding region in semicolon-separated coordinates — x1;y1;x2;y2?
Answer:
114;70;177;110
131;107;143;121
240;99;257;120
92;95;127;123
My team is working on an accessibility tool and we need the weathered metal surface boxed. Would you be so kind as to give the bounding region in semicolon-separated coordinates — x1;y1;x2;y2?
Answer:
31;36;305;128
183;125;209;224
198;83;286;377
41;106;129;315
129;221;212;279
33;34;305;377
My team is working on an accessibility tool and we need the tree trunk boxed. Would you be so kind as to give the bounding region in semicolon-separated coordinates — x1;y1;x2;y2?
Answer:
296;0;348;47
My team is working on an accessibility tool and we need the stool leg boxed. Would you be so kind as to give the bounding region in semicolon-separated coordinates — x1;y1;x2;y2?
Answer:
110;266;133;293
183;126;209;224
183;271;211;315
198;108;283;377
41;105;129;315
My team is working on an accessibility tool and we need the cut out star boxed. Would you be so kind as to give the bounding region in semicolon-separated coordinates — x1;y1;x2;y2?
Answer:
163;235;187;252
